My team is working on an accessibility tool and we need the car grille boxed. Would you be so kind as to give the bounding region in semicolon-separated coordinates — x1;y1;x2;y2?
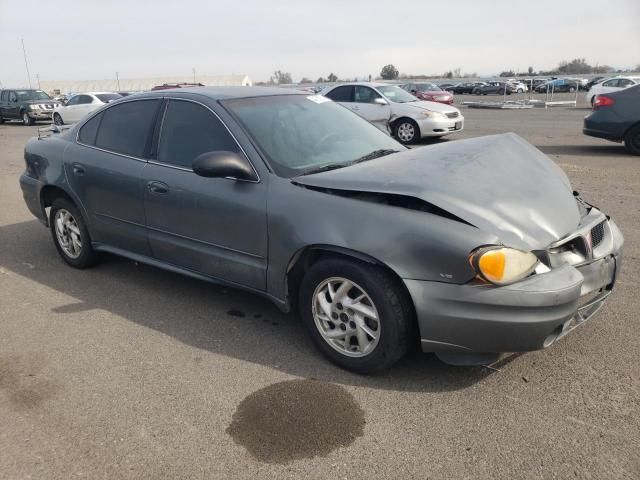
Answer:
446;112;459;118
591;222;605;248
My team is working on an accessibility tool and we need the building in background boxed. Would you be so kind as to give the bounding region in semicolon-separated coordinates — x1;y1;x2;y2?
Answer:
39;74;252;94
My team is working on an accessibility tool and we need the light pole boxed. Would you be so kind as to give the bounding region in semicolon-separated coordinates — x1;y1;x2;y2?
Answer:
115;71;120;91
36;73;40;89
192;67;196;83
21;38;32;88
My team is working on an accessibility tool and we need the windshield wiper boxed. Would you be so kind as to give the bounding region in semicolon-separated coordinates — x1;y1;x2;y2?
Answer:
297;162;350;176
296;149;399;177
350;149;399;164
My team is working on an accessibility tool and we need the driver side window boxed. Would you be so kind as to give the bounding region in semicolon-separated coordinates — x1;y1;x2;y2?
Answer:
66;96;81;106
354;86;382;104
9;91;17;102
157;100;241;169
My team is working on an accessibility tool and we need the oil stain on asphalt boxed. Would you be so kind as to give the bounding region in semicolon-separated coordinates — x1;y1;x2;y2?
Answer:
227;379;365;464
0;353;61;411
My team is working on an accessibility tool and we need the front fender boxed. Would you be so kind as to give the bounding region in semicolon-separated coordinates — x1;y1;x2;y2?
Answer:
266;177;498;303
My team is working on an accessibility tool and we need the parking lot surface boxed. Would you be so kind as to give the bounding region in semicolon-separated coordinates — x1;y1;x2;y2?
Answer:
1;95;639;479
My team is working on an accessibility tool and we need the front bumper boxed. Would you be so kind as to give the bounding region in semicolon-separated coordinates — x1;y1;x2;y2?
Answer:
405;217;623;354
27;109;54;120
416;115;464;137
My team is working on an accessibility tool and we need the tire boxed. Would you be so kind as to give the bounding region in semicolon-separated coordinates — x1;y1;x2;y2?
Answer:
393;118;420;145
49;197;100;268
624;124;640;156
498;89;505;95
22;111;34;126
53;113;64;126
299;258;414;373
569;87;576;93
0;112;4;124
517;88;524;93
473;88;481;95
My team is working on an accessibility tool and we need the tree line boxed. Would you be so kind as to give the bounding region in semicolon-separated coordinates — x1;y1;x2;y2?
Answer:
259;60;638;85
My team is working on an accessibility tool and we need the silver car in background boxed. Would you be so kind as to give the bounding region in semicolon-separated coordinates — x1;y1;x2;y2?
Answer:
321;82;464;144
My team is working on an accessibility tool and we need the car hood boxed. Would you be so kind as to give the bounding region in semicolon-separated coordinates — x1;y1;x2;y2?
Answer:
293;133;581;250
397;100;457;113
24;99;57;104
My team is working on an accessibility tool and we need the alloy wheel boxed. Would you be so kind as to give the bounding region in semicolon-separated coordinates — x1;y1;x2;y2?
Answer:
53;113;63;125
312;277;380;357
54;209;83;259
397;122;415;143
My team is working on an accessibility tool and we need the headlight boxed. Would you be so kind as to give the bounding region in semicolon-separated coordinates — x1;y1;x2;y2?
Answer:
29;104;40;110
470;246;539;286
420;111;447;119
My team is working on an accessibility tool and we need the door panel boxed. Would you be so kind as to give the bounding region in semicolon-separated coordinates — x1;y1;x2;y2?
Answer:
353;86;391;131
65;143;150;255
143;99;268;290
144;165;268;289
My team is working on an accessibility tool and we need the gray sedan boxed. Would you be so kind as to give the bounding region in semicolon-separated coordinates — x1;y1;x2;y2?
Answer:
19;87;623;372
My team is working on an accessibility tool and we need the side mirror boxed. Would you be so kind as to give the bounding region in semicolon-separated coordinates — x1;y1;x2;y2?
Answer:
373;97;388;106
192;151;256;181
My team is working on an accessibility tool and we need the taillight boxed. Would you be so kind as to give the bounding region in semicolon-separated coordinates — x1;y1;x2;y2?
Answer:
593;95;615;110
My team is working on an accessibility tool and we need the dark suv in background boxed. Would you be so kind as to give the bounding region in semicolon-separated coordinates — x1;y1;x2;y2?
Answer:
0;89;62;125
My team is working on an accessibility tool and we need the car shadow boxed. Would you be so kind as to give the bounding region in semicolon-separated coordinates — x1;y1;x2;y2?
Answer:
538;144;630;157
0;220;493;393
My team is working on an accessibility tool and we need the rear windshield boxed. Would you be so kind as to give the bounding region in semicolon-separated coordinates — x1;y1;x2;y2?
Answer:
95;93;122;103
16;90;51;101
415;83;440;92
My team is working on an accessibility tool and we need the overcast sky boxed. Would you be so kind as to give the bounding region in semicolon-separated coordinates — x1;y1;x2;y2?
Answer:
1;0;638;87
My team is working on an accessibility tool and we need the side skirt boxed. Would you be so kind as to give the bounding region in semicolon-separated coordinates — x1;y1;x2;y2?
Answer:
91;243;290;312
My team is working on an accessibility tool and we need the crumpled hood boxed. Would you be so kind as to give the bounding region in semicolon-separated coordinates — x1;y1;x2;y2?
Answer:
293;133;581;250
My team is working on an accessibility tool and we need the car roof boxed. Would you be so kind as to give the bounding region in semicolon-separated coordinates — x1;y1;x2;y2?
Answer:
325;82;397;89
132;86;307;100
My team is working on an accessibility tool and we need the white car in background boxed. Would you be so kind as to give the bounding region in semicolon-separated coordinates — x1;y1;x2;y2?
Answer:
586;77;640;105
321;82;464;144
52;92;122;125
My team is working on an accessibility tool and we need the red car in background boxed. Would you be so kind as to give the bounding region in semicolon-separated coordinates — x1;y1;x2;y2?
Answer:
401;82;454;105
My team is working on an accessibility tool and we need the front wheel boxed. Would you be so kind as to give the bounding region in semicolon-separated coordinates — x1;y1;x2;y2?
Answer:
569;87;576;93
49;198;100;268
53;113;64;125
624;124;640;155
22;112;34;126
299;258;414;373
393;118;420;145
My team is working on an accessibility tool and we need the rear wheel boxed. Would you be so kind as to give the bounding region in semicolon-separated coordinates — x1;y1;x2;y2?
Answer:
299;258;414;373
393;118;420;145
569;87;576;93
49;198;100;268
473;88;481;95
22;111;35;126
53;113;64;125
624;124;640;155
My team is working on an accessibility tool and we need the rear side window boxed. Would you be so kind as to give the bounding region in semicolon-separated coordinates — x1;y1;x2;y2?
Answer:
602;79;619;87
157;100;240;168
0;91;7;101
325;86;354;102
78;112;104;145
94;99;160;157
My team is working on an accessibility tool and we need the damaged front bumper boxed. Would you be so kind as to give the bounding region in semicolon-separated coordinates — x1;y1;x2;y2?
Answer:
405;209;623;358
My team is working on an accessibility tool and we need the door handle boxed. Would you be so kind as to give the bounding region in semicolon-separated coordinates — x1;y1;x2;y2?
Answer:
147;181;169;194
72;163;85;176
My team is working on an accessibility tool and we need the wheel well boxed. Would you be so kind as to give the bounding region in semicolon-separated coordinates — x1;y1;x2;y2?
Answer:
623;120;640;139
40;185;74;223
286;246;416;317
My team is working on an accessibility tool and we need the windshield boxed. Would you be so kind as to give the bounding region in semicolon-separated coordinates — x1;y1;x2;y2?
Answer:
376;86;418;103
415;83;440;92
16;90;51;101
224;95;404;178
95;93;122;103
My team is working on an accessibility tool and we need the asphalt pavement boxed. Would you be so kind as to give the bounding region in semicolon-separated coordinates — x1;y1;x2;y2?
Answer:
1;93;639;479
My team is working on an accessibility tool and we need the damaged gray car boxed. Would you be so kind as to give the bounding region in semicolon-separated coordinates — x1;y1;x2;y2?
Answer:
19;87;623;373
